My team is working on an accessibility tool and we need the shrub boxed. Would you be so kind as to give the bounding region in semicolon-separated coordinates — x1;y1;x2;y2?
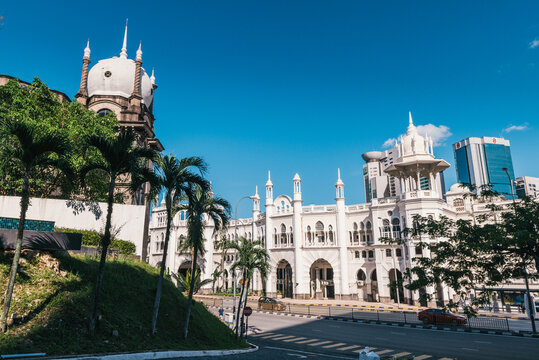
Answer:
55;227;136;255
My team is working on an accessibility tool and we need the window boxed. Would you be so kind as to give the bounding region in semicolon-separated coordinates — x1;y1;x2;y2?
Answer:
97;109;112;117
386;249;392;257
357;270;366;281
315;221;325;242
415;245;422;256
362;251;367;258
368;250;374;258
453;198;464;207
396;248;402;257
328;225;334;242
355;251;360;258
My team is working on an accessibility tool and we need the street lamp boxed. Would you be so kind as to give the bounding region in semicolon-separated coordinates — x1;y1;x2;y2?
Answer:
232;195;254;329
502;167;536;334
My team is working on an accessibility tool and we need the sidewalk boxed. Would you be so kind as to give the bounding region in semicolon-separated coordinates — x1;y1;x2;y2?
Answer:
196;294;537;320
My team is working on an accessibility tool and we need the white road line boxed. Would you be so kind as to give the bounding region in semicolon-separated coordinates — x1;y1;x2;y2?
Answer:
284;336;307;342
376;349;394;355
414;355;433;360
322;342;347;349
295;338;320;344
392;352;412;357
308;340;333;346
264;346;354;359
390;331;405;335
473;340;492;344
461;347;479;351
312;329;322;332
336;345;361;351
271;335;296;341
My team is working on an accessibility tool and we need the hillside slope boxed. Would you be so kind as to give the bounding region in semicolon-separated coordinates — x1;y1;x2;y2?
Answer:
0;251;246;356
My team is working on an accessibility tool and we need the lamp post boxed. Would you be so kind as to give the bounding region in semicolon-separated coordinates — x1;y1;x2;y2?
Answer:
232;195;254;329
502;167;536;334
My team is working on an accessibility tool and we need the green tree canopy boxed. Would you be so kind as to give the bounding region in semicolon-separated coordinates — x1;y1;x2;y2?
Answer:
0;77;117;200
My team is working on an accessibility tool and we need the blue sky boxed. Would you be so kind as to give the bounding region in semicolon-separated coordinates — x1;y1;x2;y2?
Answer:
1;1;538;217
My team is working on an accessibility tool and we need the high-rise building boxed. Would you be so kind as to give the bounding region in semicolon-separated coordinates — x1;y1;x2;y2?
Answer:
453;136;515;197
515;176;539;198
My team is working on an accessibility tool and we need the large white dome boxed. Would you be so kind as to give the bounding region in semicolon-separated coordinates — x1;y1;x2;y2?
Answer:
87;57;153;106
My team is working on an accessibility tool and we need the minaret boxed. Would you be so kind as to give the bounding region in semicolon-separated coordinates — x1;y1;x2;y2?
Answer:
120;20;128;59
292;173;304;299
264;171;275;295
252;186;260;245
75;40;91;105
208;181;214;198
130;42;143;107
335;169;350;299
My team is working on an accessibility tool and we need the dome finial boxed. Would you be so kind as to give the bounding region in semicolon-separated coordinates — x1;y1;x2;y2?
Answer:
409;111;413;126
84;39;91;59
150;68;156;84
120;19;128;59
136;41;142;61
406;111;418;135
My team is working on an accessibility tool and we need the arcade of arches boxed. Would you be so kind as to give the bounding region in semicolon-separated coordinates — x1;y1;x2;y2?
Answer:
276;260;293;298
310;259;334;299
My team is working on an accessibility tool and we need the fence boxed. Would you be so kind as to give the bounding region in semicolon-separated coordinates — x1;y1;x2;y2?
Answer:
198;297;516;332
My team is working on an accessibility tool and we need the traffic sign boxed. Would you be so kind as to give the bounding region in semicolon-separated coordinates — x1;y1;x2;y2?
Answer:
244;306;253;317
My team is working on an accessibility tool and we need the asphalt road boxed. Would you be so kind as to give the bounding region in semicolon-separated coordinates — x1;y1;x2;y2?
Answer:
188;310;539;360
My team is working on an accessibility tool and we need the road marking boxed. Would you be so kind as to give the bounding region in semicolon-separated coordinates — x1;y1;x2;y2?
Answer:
308;340;333;346
312;329;322;332
272;335;296;341
414;355;433;360
265;346;354;359
392;352;412;357
329;325;340;328
375;337;388;340
473;340;492;344
336;345;361;351
287;354;307;359
376;349;394;355
461;347;479;351
295;338;320;344
322;342;347;349
259;333;285;339
390;331;405;335
284;336;307;342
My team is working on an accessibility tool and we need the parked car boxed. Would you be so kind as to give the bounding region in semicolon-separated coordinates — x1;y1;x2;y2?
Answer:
417;308;467;325
258;296;287;311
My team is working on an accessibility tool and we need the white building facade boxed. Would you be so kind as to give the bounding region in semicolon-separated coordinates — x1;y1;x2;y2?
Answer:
148;114;528;306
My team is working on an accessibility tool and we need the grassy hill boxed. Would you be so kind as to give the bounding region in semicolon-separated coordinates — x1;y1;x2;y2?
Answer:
0;251;247;356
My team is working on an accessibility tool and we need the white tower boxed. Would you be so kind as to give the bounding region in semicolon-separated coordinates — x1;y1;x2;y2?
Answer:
264;171;275;295
335;169;350;298
252;186;260;243
292;173;305;298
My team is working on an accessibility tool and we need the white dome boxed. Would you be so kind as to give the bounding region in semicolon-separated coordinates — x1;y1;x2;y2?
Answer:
87;57;153;106
447;183;470;194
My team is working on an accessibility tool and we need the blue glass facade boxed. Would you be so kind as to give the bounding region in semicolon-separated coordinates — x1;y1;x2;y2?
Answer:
0;217;55;231
454;147;470;185
483;143;515;197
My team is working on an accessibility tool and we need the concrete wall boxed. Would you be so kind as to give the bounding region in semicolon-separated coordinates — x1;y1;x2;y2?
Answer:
0;196;146;255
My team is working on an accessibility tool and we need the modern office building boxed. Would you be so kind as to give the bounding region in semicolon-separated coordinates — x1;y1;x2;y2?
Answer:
515;176;539;198
453;136;515;197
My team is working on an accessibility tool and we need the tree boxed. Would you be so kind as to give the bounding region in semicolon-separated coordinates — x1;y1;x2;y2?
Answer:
404;196;539;316
149;154;207;335
81;129;157;335
211;268;223;293
179;186;230;340
0;77;117;200
172;269;212;294
227;236;269;338
0;121;71;332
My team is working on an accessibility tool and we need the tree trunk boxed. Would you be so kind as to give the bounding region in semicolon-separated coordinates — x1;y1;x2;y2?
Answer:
151;191;172;334
0;171;30;333
234;269;246;337
241;275;252;338
89;177;115;335
183;243;199;340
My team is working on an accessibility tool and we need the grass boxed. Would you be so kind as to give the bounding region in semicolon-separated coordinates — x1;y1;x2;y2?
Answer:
0;251;248;356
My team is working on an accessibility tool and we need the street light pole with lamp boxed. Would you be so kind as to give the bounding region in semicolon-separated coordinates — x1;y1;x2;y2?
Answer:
502;167;536;334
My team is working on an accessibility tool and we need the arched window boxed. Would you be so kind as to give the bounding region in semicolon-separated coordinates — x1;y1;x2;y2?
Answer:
315;221;325;243
354;250;360;258
391;218;401;238
453;198;464;207
328;225;334;243
368;250;374;258
382;219;391;237
280;224;287;245
274;228;278;245
357;269;366;281
362;250;367;258
353;222;359;244
97;109;112;117
306;225;312;244
290;226;294;244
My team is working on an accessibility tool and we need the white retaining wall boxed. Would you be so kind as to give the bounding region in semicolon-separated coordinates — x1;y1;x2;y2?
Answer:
0;196;146;255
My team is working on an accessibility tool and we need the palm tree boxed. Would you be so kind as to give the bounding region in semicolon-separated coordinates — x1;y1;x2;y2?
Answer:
172;269;212;294
81;129;157;335
211;268;223;293
149;154;207;334
180;186;230;340
0;121;71;333
227;236;269;337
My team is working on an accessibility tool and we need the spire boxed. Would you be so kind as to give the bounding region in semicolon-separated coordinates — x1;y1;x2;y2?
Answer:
150;68;156;84
83;39;91;59
266;170;273;186
293;173;301;182
406;111;418;136
120;19;128;59
208;181;214;198
253;185;260;200
136;41;142;61
335;168;344;186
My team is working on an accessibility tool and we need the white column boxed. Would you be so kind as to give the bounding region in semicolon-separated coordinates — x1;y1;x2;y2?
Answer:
293;174;305;298
335;169;350;298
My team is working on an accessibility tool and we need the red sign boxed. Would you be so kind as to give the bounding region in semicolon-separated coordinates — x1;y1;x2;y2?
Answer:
493;138;496;144
243;306;253;317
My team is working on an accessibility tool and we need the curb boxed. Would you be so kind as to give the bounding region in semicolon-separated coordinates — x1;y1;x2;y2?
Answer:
208;305;539;339
48;344;258;360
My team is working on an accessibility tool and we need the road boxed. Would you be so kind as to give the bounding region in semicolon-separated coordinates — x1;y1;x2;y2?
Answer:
198;296;536;333
188;310;539;360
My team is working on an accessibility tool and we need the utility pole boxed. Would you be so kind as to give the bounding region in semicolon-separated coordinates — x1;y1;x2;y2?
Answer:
503;167;536;334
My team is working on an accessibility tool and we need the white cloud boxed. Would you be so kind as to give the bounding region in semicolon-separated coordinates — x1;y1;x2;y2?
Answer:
382;138;397;148
416;124;452;146
530;39;539;49
503;124;528;133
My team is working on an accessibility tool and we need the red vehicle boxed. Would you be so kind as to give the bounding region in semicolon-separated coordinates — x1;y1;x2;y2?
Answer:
417;309;467;325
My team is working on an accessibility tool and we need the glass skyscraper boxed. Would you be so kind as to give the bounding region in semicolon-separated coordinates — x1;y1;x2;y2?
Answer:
453;136;515;197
